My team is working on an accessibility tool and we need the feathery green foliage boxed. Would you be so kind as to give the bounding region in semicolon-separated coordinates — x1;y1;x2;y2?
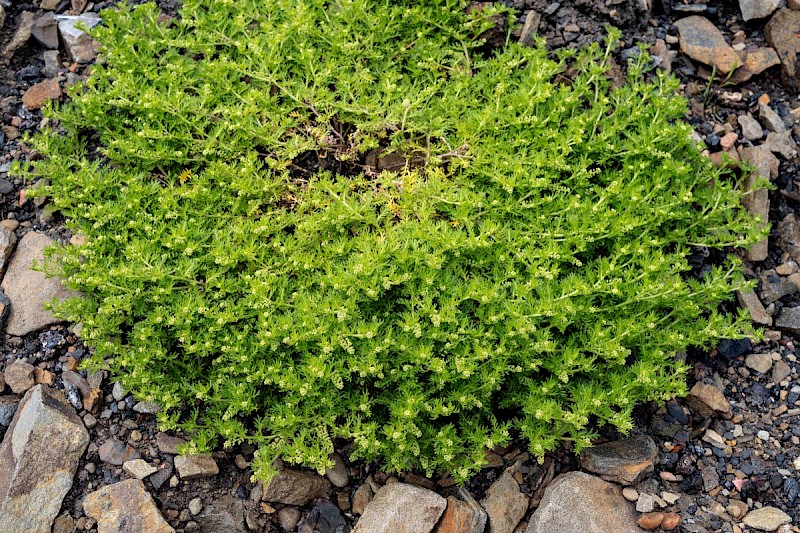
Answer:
18;0;764;482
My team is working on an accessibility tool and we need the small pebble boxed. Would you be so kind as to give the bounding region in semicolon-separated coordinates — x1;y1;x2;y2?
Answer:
622;487;639;501
189;497;203;516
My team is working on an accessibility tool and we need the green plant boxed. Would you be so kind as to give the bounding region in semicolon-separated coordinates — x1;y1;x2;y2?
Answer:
18;0;764;483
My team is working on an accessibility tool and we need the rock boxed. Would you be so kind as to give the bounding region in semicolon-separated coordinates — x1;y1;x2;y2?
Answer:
702;429;726;449
123;459;158;479
675;16;740;74
518;10;541;47
579;435;657;485
1;232;77;336
99;438;140;466
761;276;797;304
765;131;798;159
0;226;16;278
636;493;655;513
352;482;374;515
0;5;4;29
727;500;749;519
43;50;60;77
31;13;59;49
352;482;446;533
766;8;800;87
686;382;732;419
739;115;764;141
189;497;203;515
0;396;19;428
3;11;34;59
741;145;777;261
433;490;487;533
195;495;246;533
262;468;332;506
133;400;160;414
0;291;9;334
297;499;349;533
526;472;644;533
155;432;186;454
3;359;35;394
740;0;782;20
174;454;218;480
730;47;782;82
52;515;74;533
279;506;302;531
773;360;792;382
0;385;89;533
83;479;174;533
41;0;60;9
745;353;773;374
56;13;101;64
112;381;127;401
481;471;529;533
736;290;772;325
622;487;639;501
742;506;792;531
325;452;349;488
761;104;788;132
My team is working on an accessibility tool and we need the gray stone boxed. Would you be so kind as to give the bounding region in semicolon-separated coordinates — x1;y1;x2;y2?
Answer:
325;452;349;488
155;432;186;454
766;8;800;87
773;360;792;383
278;506;302;531
56;13;101;64
776;306;800;334
741;145;777;262
433;489;487;533
352;482;446;533
2;11;34;59
686;382;732;419
174;454;218;480
133;400;160;414
297;499;349;533
0;225;16;278
675;16;741;74
737;289;772;325
636;493;655;513
195;495;246;533
740;0;782;21
526;472;644;533
579;435;658;485
351;482;374;515
31;12;59;49
739;114;764;141
112;381;127;401
262;468;331;506
99;438;140;466
123;459;158;479
779;214;800;262
43;50;60;78
0;395;19;428
84;479;174;533
765;131;798;159
742;506;792;531
3;359;35;394
745;353;773;374
189;497;203;516
481;471;529;533
1;232;77;336
760;103;788;133
0;385;89;533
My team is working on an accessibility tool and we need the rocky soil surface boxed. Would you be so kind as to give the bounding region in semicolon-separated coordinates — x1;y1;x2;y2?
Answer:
2;0;800;532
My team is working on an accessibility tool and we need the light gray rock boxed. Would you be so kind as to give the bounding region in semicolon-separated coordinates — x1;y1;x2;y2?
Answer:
686;382;732;419
1;232;77;336
3;359;35;394
0;385;89;533
636;493;655;513
481;471;529;533
133;400;160;414
189;497;203;516
352;482;446;533
174;454;218;480
736;289;772;325
742;506;792;531
739;114;764;141
760;103;788;133
765;131;798;159
579;435;658;485
776;306;800;334
745;353;773;374
123;459;158;479
56;13;101;64
112;381;127;401
741;145;777;262
773;360;792;383
739;0;782;21
526;472;644;533
262;468;331;506
0;225;16;278
84;479;174;533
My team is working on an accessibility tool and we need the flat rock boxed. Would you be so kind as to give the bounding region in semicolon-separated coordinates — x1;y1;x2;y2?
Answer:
22;79;61;110
31;12;59;49
4;359;35;394
56;13;101;64
765;131;798;159
0;385;89;533
99;438;140;466
675;16;740;74
195;494;246;533
83;479;174;533
745;353;773;374
741;145;777;261
481;471;529;533
3;11;34;59
579;435;657;485
742;506;792;531
738;115;764;141
434;489;487;533
730;47;782;82
686;382;732;419
262;468;331;506
766;8;800;87
174;453;219;480
352;482;446;533
297;499;349;533
1;232;77;336
0;225;16;278
736;289;772;325
740;0;782;21
123;459;158;479
155;432;186;454
776;306;800;334
773;359;792;382
526;471;644;533
778;214;800;262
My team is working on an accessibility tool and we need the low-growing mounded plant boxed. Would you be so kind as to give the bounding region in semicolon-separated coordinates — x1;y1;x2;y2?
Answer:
19;0;765;482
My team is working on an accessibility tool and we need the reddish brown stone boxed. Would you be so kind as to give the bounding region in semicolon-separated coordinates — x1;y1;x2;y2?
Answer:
661;512;681;530
433;493;487;533
22;79;61;110
637;512;665;530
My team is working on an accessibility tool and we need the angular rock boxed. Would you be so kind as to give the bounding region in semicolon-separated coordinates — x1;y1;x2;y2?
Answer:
686;382;732;419
741;145;777;261
99;438;140;466
133;400;160;414
526;472;644;533
740;0;782;21
773;359;792;382
434;490;487;533
3;11;34;59
4;359;35;394
766;9;800;87
174;453;218;480
779;214;800;261
262;468;332;506
1;232;77;336
579;435;657;485
123;459;158;479
352;482;374;515
730;47;782;82
196;495;246;533
481;471;529;533
83;479;174;533
675;16;741;74
0;385;89;533
739;114;764;141
765;131;798;159
0;396;19;428
745;353;773;374
761;104;788;133
352;482;446;533
776;306;800;334
742;506;792;531
736;289;772;325
0;5;4;30
155;432;186;454
298;499;350;533
0;225;16;278
31;13;59;49
56;13;101;64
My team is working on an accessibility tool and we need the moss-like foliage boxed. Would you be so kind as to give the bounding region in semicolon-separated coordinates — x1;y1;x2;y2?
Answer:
20;0;763;482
